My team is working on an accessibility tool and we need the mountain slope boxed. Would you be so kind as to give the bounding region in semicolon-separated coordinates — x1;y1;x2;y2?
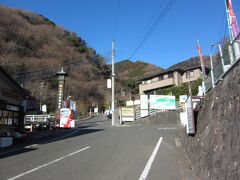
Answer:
115;60;164;99
0;6;109;114
115;60;164;80
167;56;215;71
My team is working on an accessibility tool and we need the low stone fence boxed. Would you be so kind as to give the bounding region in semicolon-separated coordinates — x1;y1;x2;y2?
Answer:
131;111;181;126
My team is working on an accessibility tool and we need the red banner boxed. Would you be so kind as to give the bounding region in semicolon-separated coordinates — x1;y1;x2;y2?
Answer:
226;0;240;40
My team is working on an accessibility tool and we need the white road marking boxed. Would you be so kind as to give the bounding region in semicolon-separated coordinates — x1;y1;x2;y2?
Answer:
7;146;90;180
139;137;163;180
25;144;38;149
115;124;131;127
158;127;177;130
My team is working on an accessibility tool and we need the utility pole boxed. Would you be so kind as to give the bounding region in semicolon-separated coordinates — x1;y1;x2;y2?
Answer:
40;81;45;112
210;45;216;88
111;41;115;126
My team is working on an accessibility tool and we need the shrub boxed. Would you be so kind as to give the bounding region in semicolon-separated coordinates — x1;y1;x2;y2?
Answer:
156;79;202;100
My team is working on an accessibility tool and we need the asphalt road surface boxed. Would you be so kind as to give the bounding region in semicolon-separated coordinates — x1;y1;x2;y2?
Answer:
0;115;195;180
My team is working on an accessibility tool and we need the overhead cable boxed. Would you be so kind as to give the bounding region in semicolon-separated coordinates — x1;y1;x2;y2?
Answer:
128;0;177;59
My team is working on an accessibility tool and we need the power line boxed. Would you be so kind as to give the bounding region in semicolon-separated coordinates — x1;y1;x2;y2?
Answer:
127;0;177;60
11;52;110;76
10;54;111;81
218;9;227;41
223;19;228;40
116;0;167;55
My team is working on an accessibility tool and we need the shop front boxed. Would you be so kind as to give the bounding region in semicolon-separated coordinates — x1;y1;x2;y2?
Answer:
0;66;32;147
0;102;24;135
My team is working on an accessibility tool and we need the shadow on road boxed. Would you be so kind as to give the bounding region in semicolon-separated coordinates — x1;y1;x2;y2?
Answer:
0;128;104;159
40;128;104;145
76;118;109;126
0;147;37;159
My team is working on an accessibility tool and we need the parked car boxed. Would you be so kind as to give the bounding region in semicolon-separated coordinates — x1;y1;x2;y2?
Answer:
106;113;112;119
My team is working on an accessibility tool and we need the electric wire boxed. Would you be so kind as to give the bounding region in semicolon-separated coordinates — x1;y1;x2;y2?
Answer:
218;9;227;41
10;50;111;76
116;0;167;56
127;0;177;59
223;18;228;41
10;53;111;81
7;0;176;80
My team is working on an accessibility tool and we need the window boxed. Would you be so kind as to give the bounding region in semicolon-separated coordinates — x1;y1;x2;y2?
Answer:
158;75;164;80
0;110;19;126
13;112;19;126
144;80;151;84
190;71;194;77
8;112;13;125
0;110;8;125
186;70;194;78
168;73;173;78
0;110;2;125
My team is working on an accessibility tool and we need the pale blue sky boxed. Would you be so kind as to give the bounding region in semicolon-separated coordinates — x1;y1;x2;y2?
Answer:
1;0;240;68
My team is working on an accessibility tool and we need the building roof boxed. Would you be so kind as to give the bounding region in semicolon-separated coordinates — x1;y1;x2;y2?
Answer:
0;66;30;99
138;65;203;81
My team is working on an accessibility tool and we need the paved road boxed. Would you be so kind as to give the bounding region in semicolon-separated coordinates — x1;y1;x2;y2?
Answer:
0;115;195;180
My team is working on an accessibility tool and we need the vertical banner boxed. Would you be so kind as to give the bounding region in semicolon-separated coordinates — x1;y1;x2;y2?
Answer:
225;0;240;61
197;41;206;77
197;41;206;94
70;100;77;120
107;79;111;89
140;95;149;117
226;0;239;40
140;95;148;109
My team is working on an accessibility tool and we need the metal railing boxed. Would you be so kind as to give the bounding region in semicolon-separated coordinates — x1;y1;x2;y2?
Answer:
135;109;141;120
205;33;240;92
24;114;49;124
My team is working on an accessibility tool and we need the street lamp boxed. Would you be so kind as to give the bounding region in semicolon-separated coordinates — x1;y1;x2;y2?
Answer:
210;44;216;88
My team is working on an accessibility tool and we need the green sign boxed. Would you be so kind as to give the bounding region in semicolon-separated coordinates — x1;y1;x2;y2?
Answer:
149;95;176;110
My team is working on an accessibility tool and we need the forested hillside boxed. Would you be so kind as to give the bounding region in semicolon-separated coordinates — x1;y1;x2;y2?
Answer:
168;56;210;70
115;60;163;100
0;6;212;114
0;6;110;114
0;6;164;114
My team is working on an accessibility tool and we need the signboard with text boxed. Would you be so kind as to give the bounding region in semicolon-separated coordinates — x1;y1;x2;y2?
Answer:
60;108;75;128
140;95;149;118
149;95;176;110
121;107;135;122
